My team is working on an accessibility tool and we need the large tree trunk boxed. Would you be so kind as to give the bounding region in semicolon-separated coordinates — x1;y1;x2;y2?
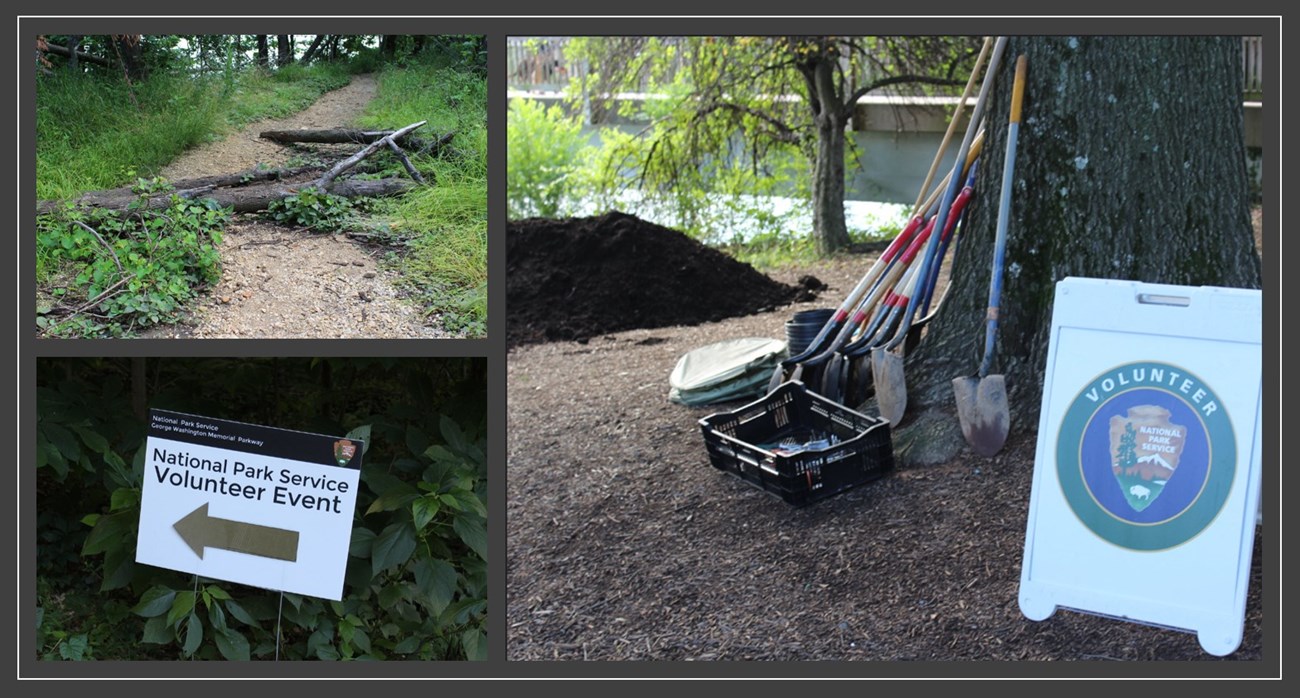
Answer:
894;36;1261;462
256;35;269;67
300;35;327;64
806;57;852;254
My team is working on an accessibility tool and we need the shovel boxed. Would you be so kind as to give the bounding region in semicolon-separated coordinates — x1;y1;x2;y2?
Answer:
953;53;1027;457
871;36;1008;425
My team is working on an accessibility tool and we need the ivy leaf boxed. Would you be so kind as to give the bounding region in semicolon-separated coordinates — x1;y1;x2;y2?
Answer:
371;522;418;577
412;558;458;616
214;627;251;661
453;514;488;562
59;634;90;661
132;587;176;618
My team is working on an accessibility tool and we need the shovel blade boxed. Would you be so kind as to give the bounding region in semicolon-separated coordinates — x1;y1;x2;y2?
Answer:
952;374;1009;457
871;349;908;425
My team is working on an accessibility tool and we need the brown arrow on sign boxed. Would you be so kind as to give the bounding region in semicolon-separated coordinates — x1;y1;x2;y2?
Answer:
173;503;299;562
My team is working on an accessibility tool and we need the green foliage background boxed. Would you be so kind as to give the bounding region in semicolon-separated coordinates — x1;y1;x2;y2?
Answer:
35;357;487;661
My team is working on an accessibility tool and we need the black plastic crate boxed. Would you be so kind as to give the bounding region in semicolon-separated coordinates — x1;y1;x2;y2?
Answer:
698;381;894;506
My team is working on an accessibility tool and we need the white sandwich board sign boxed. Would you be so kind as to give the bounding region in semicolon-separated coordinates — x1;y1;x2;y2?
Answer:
136;409;364;601
1019;277;1262;656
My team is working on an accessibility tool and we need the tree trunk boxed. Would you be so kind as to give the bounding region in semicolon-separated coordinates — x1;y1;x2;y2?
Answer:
300;34;326;64
112;35;146;80
806;58;852;254
897;36;1261;460
66;35;81;72
256;35;269;67
35;165;324;215
277;35;293;66
381;35;398;58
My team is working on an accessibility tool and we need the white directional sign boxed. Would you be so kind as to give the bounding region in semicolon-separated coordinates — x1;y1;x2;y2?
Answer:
136;409;364;601
1019;278;1262;656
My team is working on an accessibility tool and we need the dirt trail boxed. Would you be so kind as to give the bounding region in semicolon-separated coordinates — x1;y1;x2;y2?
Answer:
142;74;457;339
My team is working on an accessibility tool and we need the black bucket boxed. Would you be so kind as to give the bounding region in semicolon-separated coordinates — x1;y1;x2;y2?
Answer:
785;308;835;356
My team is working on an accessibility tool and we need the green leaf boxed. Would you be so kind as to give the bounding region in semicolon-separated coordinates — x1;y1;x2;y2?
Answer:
371;522;418;577
71;425;110;454
412;558;458;616
82;511;132;556
182;612;203;655
392;635;421;654
142;615;173;644
208;601;228;633
365;490;418;516
351;628;372;654
59;634;90;661
307;624;337;660
132;587;177;619
361;468;418;499
214;628;251;661
405;427;429;459
223;599;257;627
109;487;139;512
345;424;372;455
411;494;441;530
441;415;468;455
439;493;465;511
205;585;232;601
462;629;486;661
167;591;197;628
101;544;136;591
377;582;408;610
349;527;377;558
42;422;80;462
453;514;488;562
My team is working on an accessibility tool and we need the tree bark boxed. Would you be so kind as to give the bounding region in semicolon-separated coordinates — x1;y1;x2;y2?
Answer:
804;56;852;255
256;35;269;67
259;127;452;154
38;178;412;217
277;35;293;66
42;41;109;68
300;35;327;64
36;166;324;215
112;35;146;81
895;36;1261;458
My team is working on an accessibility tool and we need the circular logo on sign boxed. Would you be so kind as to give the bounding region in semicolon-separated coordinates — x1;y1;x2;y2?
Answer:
1056;361;1235;550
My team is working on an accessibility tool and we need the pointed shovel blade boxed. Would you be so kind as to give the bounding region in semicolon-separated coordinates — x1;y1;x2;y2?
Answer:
952;374;1009;457
871;348;908;425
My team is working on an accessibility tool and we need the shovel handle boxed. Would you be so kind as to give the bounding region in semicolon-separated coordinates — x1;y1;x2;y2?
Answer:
978;54;1027;378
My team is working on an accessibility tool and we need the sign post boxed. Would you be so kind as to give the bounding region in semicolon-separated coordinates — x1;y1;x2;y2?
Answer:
136;409;364;601
1019;278;1262;656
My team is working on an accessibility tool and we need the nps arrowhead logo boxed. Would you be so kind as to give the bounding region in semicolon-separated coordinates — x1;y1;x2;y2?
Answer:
1057;361;1236;550
1109;405;1187;512
334;439;357;466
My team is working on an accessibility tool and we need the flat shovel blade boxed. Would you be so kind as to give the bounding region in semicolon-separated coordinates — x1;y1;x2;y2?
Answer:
871;348;908;425
952;374;1009;457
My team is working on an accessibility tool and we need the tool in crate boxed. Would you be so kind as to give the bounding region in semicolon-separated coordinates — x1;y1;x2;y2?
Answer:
697;381;894;506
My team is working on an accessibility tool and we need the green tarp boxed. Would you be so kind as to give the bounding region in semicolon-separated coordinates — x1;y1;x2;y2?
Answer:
668;337;787;407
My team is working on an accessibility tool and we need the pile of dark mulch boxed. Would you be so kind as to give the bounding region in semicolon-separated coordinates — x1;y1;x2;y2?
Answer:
507;211;819;347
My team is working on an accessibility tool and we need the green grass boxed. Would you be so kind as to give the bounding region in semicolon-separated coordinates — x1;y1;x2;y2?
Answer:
36;72;222;200
36;63;354;201
357;63;487;336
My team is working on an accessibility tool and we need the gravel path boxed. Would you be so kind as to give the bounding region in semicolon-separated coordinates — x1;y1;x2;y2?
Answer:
140;74;460;339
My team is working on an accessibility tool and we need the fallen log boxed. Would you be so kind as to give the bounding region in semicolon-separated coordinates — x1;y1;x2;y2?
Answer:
36;165;324;216
317;120;426;189
38;177;413;217
259;127;453;155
